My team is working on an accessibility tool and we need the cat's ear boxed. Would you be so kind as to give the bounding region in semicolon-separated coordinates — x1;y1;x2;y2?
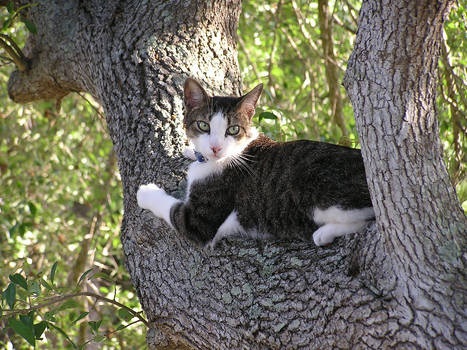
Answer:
184;78;208;110
237;83;263;120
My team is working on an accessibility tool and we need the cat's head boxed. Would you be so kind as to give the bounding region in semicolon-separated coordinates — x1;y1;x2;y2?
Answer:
183;78;263;162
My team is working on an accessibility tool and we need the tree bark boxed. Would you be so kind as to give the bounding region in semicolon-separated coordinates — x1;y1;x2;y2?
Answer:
5;0;466;349
343;0;467;348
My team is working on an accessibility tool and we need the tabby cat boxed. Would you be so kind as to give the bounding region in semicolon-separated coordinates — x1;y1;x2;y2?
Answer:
137;78;374;248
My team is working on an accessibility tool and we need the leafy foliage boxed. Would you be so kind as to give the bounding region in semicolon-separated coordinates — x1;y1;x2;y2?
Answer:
0;13;146;345
0;1;466;349
238;0;466;208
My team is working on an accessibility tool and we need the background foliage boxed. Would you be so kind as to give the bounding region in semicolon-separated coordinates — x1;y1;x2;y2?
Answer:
1;1;465;348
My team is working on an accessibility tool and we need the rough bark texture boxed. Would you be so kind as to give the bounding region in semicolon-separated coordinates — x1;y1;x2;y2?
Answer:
343;0;467;349
5;0;466;349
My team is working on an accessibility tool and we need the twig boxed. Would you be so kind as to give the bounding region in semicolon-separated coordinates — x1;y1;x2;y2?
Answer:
237;36;261;83
440;39;467;107
332;14;356;34
76;91;106;121
105;319;142;336
280;26;316;110
1;291;149;327
280;27;314;73
0;36;27;71
341;0;358;26
290;0;344;71
266;0;283;99
0;34;25;60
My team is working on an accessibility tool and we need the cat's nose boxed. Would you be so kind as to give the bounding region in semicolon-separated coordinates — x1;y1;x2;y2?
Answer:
211;146;222;155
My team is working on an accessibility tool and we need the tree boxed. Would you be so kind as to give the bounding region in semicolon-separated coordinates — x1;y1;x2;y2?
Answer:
2;0;466;349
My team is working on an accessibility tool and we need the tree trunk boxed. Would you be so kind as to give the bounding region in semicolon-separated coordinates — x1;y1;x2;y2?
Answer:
343;0;467;348
5;0;466;349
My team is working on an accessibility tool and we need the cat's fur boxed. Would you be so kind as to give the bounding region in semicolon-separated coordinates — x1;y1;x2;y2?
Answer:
137;78;374;248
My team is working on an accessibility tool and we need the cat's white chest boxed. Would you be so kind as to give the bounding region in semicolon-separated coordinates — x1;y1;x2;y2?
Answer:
186;161;223;199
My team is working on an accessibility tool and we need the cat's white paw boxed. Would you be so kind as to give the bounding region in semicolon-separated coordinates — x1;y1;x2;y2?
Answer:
137;183;163;210
313;221;369;246
313;226;336;246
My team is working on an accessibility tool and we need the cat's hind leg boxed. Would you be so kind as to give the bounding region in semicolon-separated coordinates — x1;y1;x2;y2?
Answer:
207;211;245;250
312;206;374;246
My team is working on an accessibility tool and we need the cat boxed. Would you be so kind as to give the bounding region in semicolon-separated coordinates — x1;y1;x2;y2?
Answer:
137;78;375;249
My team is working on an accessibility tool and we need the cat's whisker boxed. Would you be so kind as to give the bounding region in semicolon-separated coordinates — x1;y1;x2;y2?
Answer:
238;153;256;164
230;154;256;178
236;156;254;164
228;156;246;176
237;154;257;173
227;155;246;176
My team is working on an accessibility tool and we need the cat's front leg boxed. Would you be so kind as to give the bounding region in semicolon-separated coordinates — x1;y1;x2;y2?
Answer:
137;184;181;228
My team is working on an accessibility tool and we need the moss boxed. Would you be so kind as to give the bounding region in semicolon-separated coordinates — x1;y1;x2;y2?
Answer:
290;257;303;267
222;292;232;304
273;322;287;333
231;286;241;296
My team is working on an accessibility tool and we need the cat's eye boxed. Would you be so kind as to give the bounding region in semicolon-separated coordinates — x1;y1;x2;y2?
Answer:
226;125;240;136
197;121;210;132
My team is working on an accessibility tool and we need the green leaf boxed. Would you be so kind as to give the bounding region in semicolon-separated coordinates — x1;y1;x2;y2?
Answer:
8;222;18;237
24;19;37;34
7;1;14;14
117;308;134;322
90;272;112;281
93;335;105;342
88;320;102;333
34;321;47;340
17;222;27;236
8;317;35;347
28;201;37;217
116;324;126;331
47;322;77;348
9;273;28;290
50;261;58;284
20;314;34;330
29;280;41;296
258;112;277;121
40;278;53;291
77;268;94;285
57;298;80;311
2;283;16;309
72;311;89;325
44;311;56;322
2;18;12;30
